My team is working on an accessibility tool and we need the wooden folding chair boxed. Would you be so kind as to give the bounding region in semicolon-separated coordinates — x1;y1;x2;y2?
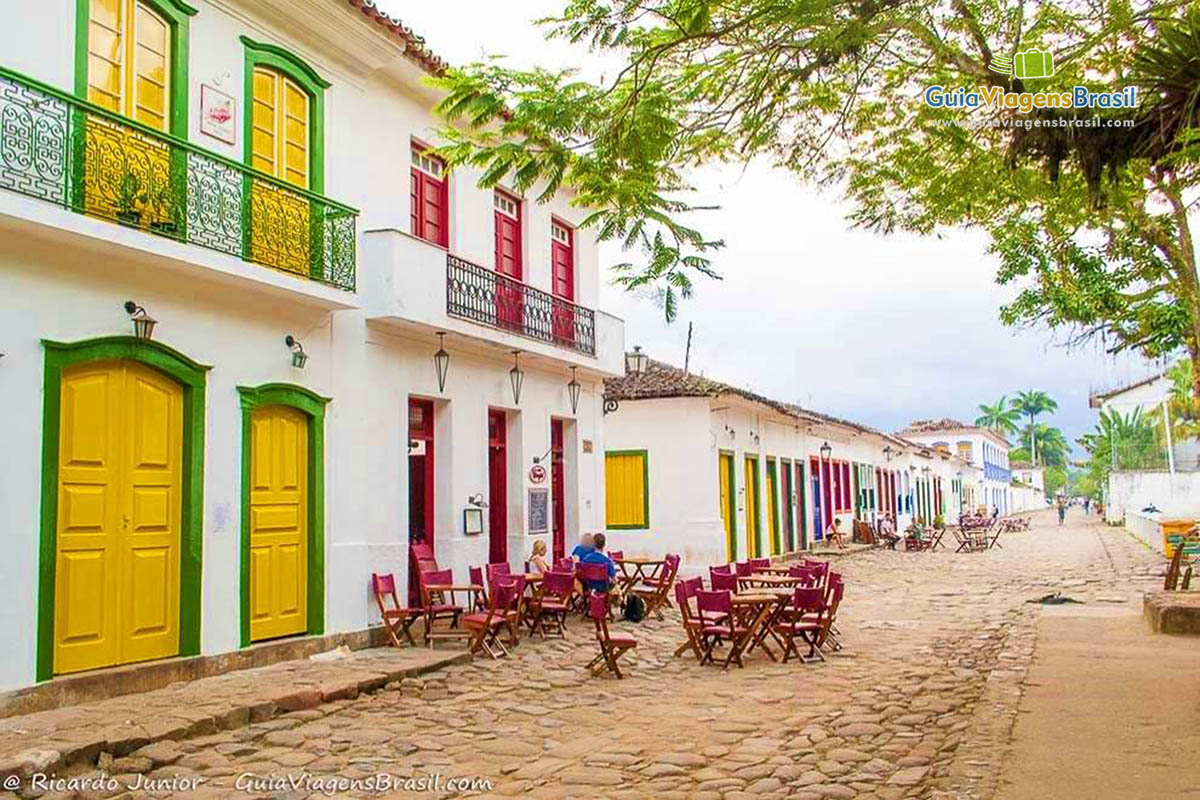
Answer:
696;589;748;670
632;553;680;620
672;580;705;660
528;570;574;638
773;587;826;663
371;572;421;647
463;580;522;659
586;592;637;678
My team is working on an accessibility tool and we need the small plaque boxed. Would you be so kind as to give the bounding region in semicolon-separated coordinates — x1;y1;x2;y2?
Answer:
582;439;593;454
463;507;484;536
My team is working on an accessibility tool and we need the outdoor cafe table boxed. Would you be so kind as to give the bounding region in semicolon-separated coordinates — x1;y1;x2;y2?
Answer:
752;565;796;576
729;592;791;662
422;583;484;645
613;556;665;590
739;573;806;590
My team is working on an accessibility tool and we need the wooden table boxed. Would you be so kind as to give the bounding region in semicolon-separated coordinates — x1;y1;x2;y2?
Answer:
740;573;807;589
729;593;782;662
752;565;795;576
614;556;665;590
421;583;483;645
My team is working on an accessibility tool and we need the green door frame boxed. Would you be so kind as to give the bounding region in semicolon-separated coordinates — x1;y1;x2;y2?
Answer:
719;450;737;562
796;461;808;550
744;455;761;558
781;458;794;552
37;336;209;682
237;383;330;647
765;458;781;555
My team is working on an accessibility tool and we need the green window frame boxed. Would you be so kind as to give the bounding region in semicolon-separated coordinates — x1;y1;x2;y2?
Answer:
605;449;650;530
73;0;197;138
240;36;329;194
37;336;209;681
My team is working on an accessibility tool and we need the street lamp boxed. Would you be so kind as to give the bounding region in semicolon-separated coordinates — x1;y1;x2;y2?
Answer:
433;332;450;392
820;441;832;462
882;444;895;462
124;301;157;341
567;366;581;414
285;335;308;368
625;345;648;376
509;351;524;405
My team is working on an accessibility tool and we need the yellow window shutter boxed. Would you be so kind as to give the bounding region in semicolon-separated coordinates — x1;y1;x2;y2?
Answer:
251;67;278;176
87;0;126;112
131;1;169;130
605;452;647;528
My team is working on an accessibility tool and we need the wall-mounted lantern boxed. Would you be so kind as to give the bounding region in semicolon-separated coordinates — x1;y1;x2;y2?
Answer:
124;301;157;341
625;345;648;376
882;444;895;462
433;332;450;392
820;441;832;462
567;366;581;414
285;335;308;369
509;351;524;405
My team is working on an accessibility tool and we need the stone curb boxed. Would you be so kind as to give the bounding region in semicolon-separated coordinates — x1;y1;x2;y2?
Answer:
0;651;469;781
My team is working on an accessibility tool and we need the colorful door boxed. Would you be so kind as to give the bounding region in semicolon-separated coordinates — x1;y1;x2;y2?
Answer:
744;457;760;558
718;453;736;561
795;461;807;550
488;409;508;563
494;192;524;331
765;459;780;556
407;398;434;604
54;361;182;674
810;458;823;542
411;146;448;247
781;460;794;552
551;419;566;562
551;221;576;345
821;459;833;535
248;406;308;642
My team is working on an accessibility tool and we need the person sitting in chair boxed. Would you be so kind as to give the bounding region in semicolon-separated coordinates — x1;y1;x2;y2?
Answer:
580;532;618;591
825;518;848;549
878;514;900;548
570;532;595;561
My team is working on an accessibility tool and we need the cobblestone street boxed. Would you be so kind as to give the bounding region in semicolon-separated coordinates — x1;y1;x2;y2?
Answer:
3;509;1168;800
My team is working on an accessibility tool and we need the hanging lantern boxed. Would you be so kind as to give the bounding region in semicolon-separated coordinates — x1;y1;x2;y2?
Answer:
820;441;832;462
567;366;581;414
625;345;648;376
509;351;524;405
285;335;308;369
124;301;157;341
433;332;450;392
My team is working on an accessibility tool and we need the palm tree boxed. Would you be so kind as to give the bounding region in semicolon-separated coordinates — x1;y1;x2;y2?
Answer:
975;396;1021;435
1022;423;1069;467
1014;390;1059;464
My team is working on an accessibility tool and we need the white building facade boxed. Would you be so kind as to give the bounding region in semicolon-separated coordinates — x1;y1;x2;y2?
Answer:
899;422;1013;516
0;0;622;691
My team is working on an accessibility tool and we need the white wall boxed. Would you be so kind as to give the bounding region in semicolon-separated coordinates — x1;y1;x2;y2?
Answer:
1106;471;1200;523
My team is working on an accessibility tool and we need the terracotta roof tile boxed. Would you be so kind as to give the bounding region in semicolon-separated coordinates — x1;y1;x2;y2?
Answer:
343;0;449;75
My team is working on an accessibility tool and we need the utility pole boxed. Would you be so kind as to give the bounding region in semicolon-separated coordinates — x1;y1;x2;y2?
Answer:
683;322;693;374
1162;380;1177;474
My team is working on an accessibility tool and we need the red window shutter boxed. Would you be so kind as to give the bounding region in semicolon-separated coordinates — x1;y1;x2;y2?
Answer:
551;223;574;300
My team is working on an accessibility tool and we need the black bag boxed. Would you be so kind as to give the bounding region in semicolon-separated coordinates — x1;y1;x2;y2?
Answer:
622;593;646;622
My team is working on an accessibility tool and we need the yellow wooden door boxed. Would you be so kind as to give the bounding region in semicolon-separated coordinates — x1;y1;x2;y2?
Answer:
55;361;181;674
744;457;758;559
248;406;308;641
766;463;779;556
718;453;735;562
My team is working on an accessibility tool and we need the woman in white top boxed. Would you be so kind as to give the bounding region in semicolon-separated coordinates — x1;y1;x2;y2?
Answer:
527;539;551;575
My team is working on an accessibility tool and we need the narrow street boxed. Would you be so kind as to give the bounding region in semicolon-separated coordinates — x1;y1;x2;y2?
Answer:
6;508;1185;800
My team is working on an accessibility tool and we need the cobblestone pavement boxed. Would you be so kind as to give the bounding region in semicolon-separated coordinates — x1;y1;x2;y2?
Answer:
4;509;1164;800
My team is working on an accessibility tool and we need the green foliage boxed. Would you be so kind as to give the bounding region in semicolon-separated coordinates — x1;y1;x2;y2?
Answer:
430;0;1200;365
1013;390;1059;464
1148;358;1200;440
1078;407;1167;490
975;395;1021;435
1044;465;1068;498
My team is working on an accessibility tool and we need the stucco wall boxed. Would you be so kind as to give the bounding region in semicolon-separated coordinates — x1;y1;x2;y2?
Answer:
1106;471;1200;523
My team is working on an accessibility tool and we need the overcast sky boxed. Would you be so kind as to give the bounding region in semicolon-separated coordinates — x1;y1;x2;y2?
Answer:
382;1;1163;453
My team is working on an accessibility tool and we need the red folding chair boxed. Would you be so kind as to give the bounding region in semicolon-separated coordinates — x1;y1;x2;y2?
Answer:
586;592;637;678
579;562;615;618
631;553;680;620
371;573;421;647
528;570;574;638
711;570;739;594
749;557;771;571
673;581;705;660
468;565;489;612
418;568;467;647
696;589;748;670
787;564;819;586
774;587;827;663
734;561;753;577
463;579;522;659
608;550;624;561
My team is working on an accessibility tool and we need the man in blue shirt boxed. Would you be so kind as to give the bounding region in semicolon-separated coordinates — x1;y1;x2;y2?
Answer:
570;532;595;561
580;532;617;592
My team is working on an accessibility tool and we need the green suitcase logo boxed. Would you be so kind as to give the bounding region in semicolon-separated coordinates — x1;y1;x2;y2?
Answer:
987;49;1055;79
1014;49;1054;79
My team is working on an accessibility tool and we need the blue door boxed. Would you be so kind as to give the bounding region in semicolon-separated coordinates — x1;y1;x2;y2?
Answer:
810;459;823;541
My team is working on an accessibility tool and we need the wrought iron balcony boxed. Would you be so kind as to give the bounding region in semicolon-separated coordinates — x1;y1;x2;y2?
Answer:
446;254;596;356
0;66;356;291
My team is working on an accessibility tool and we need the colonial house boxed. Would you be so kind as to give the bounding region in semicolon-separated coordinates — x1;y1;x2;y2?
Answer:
897;420;1013;515
0;0;623;691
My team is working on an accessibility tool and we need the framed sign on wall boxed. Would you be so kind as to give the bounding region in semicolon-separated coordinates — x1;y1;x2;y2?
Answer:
200;84;236;144
528;488;549;535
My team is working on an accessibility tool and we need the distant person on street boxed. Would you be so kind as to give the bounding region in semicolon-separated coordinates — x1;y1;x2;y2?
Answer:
1083;497;1091;514
1056;496;1067;526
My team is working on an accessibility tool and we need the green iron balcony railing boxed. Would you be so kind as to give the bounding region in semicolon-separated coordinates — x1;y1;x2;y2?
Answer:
0;66;356;291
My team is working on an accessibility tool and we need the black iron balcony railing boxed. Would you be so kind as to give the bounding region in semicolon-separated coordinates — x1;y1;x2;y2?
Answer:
446;254;596;356
0;66;356;291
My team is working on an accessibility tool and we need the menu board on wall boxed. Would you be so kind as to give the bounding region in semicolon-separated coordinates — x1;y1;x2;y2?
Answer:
528;488;549;534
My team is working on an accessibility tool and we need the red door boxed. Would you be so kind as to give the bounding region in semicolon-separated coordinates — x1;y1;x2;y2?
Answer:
551;419;566;561
410;145;448;247
488;409;508;563
551;221;575;345
821;459;833;535
407;398;434;603
493;191;523;332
